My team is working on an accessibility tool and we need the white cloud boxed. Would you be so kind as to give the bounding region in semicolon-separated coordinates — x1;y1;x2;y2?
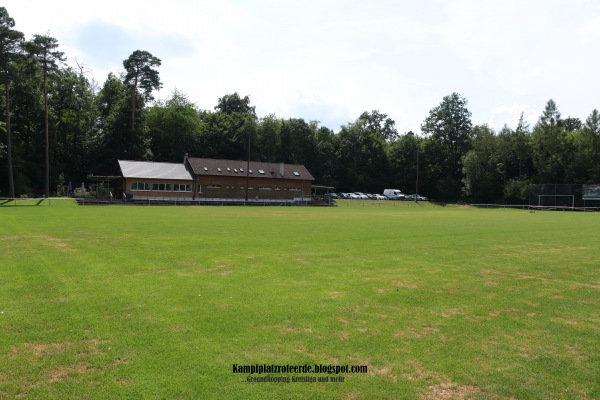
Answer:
580;15;600;34
488;104;539;131
4;0;600;134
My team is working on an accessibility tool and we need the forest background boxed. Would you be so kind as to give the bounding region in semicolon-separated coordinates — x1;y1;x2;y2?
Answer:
1;7;599;202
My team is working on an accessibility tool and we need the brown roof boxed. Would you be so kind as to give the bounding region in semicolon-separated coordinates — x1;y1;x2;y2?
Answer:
187;157;314;181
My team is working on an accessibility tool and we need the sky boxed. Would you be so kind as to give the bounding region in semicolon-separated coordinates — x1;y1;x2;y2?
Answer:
4;0;600;134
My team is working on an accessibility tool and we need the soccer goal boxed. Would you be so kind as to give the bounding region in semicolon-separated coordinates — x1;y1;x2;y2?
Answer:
537;194;575;208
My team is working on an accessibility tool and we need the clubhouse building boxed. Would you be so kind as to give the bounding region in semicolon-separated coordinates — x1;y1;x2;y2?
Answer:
113;156;314;203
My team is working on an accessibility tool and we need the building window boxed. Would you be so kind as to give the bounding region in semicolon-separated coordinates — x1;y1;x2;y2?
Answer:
197;185;203;194
206;184;222;189
131;182;179;191
259;186;272;190
152;183;172;191
173;184;191;192
131;182;184;191
131;182;151;191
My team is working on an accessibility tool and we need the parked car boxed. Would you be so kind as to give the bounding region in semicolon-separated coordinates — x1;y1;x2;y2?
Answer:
383;189;406;200
374;194;387;200
324;193;338;200
385;193;405;200
354;192;368;199
407;194;428;201
348;193;360;199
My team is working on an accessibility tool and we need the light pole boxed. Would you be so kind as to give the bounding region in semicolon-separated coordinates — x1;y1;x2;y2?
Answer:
415;140;419;202
245;131;250;204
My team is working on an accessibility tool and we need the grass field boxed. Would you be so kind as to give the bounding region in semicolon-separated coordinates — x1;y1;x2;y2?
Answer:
0;200;598;399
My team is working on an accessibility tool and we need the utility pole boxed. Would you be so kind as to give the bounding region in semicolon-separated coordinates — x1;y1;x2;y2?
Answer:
245;130;250;203
415;141;419;202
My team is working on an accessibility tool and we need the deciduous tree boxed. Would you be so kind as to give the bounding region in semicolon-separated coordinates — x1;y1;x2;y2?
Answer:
582;109;600;181
387;132;421;193
52;67;98;184
336;116;390;192
421;92;472;199
357;110;398;141
214;92;256;116
146;90;201;162
461;124;502;202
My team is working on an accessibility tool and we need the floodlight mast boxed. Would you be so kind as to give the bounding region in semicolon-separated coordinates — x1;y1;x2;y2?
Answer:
245;132;250;203
415;142;419;202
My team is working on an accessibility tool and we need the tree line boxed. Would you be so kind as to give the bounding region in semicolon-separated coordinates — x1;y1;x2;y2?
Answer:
1;7;599;202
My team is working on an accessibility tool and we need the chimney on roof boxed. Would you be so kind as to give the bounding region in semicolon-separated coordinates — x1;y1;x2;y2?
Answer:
184;153;189;164
280;162;284;177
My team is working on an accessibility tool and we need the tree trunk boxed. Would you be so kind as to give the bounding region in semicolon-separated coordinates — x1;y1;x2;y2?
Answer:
5;82;14;197
44;58;49;198
131;84;136;131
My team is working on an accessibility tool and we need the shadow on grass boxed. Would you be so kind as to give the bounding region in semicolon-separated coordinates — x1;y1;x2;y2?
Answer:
0;198;46;207
430;201;448;207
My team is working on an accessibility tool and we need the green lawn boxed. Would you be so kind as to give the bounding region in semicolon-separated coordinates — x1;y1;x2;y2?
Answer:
0;201;598;399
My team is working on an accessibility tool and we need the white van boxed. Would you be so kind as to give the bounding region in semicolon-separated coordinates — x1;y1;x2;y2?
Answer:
383;189;405;200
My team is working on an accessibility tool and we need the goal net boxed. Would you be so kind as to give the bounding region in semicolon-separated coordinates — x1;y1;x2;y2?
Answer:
528;184;582;207
537;194;575;208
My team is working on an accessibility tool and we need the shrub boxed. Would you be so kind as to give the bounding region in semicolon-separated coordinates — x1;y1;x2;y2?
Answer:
504;179;530;204
73;187;91;198
56;173;66;197
94;183;110;198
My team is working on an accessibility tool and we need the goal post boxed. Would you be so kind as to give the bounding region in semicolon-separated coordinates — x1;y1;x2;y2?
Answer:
537;194;575;208
528;184;584;208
